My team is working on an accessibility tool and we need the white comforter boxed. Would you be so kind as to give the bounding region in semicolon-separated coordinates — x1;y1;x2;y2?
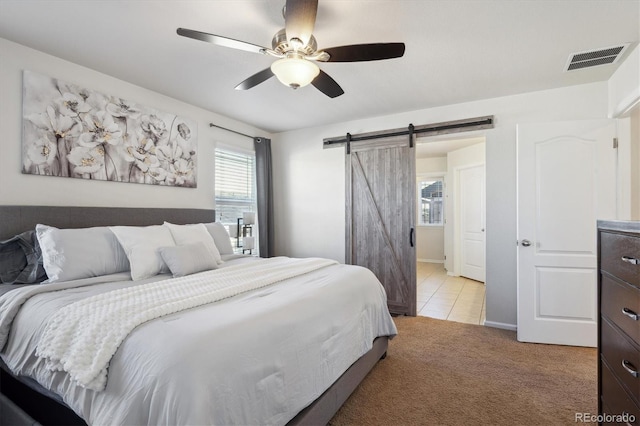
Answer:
37;257;338;391
0;256;397;425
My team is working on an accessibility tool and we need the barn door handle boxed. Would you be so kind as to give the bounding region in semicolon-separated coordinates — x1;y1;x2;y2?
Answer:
410;228;414;247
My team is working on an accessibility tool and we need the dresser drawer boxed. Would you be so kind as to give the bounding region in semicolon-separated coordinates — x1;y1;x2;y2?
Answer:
602;401;636;426
602;275;640;345
602;318;640;403
602;361;640;425
601;232;640;287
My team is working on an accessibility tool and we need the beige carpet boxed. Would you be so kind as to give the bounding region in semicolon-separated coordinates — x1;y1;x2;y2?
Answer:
329;316;597;426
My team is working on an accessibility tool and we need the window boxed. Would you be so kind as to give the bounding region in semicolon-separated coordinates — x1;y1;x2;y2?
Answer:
215;148;257;253
418;178;444;226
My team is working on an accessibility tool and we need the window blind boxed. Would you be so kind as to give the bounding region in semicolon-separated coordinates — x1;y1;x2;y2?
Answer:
214;148;257;228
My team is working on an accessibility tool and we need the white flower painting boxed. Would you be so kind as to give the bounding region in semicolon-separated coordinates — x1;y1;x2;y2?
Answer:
22;70;198;187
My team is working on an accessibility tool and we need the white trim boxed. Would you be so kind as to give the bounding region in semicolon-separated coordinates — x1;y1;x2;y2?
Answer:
483;321;517;331
611;94;640;118
417;258;445;263
416;171;447;179
616;118;631;219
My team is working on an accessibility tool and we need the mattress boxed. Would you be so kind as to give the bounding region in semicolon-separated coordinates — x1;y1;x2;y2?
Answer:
0;255;397;425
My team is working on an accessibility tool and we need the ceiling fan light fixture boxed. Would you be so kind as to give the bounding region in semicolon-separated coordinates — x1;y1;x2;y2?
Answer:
270;56;320;89
177;0;404;98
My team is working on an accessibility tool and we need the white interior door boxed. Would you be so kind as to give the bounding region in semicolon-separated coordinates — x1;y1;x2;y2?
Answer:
517;119;617;347
460;164;485;282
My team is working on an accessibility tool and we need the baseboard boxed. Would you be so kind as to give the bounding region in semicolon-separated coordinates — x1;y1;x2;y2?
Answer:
483;321;517;331
417;259;444;263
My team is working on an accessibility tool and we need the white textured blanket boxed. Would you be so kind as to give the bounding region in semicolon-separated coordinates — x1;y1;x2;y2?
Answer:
35;256;337;391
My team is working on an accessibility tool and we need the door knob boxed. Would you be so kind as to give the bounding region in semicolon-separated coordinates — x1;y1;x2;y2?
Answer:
521;239;532;247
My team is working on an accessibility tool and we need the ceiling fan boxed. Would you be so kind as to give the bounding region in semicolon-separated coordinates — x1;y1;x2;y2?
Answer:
177;0;405;98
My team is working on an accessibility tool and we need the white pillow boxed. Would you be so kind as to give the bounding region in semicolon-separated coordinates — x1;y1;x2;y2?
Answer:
204;222;235;255
36;224;129;283
164;222;223;265
159;242;218;277
109;225;175;280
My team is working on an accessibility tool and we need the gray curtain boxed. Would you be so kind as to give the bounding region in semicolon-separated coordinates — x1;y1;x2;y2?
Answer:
254;137;274;257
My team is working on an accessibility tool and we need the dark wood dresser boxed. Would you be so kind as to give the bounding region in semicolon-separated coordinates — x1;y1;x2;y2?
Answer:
598;220;640;425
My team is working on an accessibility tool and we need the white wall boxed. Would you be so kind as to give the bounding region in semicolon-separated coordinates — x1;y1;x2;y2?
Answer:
416;157;447;174
0;37;268;209
416;157;447;263
608;45;640;221
272;82;609;329
609;46;640;220
445;142;485;275
417;228;445;263
608;45;640;118
632;107;640;220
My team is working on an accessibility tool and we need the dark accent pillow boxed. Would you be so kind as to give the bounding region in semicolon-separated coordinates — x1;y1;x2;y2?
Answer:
0;230;47;284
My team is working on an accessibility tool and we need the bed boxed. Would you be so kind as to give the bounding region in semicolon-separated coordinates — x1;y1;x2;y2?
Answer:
0;205;396;425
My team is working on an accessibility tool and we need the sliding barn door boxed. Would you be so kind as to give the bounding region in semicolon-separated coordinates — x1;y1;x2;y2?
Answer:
346;136;417;316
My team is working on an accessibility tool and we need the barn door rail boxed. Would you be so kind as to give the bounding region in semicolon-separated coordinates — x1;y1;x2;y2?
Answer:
323;115;494;149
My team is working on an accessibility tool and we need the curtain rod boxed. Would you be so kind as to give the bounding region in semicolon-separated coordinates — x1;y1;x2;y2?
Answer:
209;123;255;140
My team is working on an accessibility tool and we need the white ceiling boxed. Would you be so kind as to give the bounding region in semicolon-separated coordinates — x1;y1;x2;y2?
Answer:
0;1;638;134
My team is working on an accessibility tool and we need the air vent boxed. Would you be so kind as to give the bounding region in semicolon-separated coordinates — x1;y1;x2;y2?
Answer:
564;44;629;71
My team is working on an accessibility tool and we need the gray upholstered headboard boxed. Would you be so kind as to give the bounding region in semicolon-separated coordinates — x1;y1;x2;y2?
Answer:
0;206;216;239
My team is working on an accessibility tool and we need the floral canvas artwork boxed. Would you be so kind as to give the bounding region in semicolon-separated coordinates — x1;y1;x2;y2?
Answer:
22;70;197;187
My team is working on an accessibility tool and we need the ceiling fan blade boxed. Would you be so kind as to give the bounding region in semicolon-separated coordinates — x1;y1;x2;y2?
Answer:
322;43;406;62
285;0;318;47
311;70;344;98
177;28;267;55
234;68;275;90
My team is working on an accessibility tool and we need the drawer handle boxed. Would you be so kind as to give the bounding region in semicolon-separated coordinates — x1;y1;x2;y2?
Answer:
621;256;640;265
622;307;640;321
622;359;639;378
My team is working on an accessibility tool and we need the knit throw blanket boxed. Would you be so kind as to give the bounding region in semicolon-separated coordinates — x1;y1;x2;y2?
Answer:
35;257;337;391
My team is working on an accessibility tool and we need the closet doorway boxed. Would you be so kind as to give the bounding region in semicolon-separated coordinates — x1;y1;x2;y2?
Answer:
331;116;493;318
415;136;487;323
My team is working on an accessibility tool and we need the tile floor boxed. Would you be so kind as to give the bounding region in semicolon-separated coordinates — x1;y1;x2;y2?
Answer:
416;262;486;325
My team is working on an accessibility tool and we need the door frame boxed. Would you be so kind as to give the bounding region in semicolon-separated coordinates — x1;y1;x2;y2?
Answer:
415;134;488;279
